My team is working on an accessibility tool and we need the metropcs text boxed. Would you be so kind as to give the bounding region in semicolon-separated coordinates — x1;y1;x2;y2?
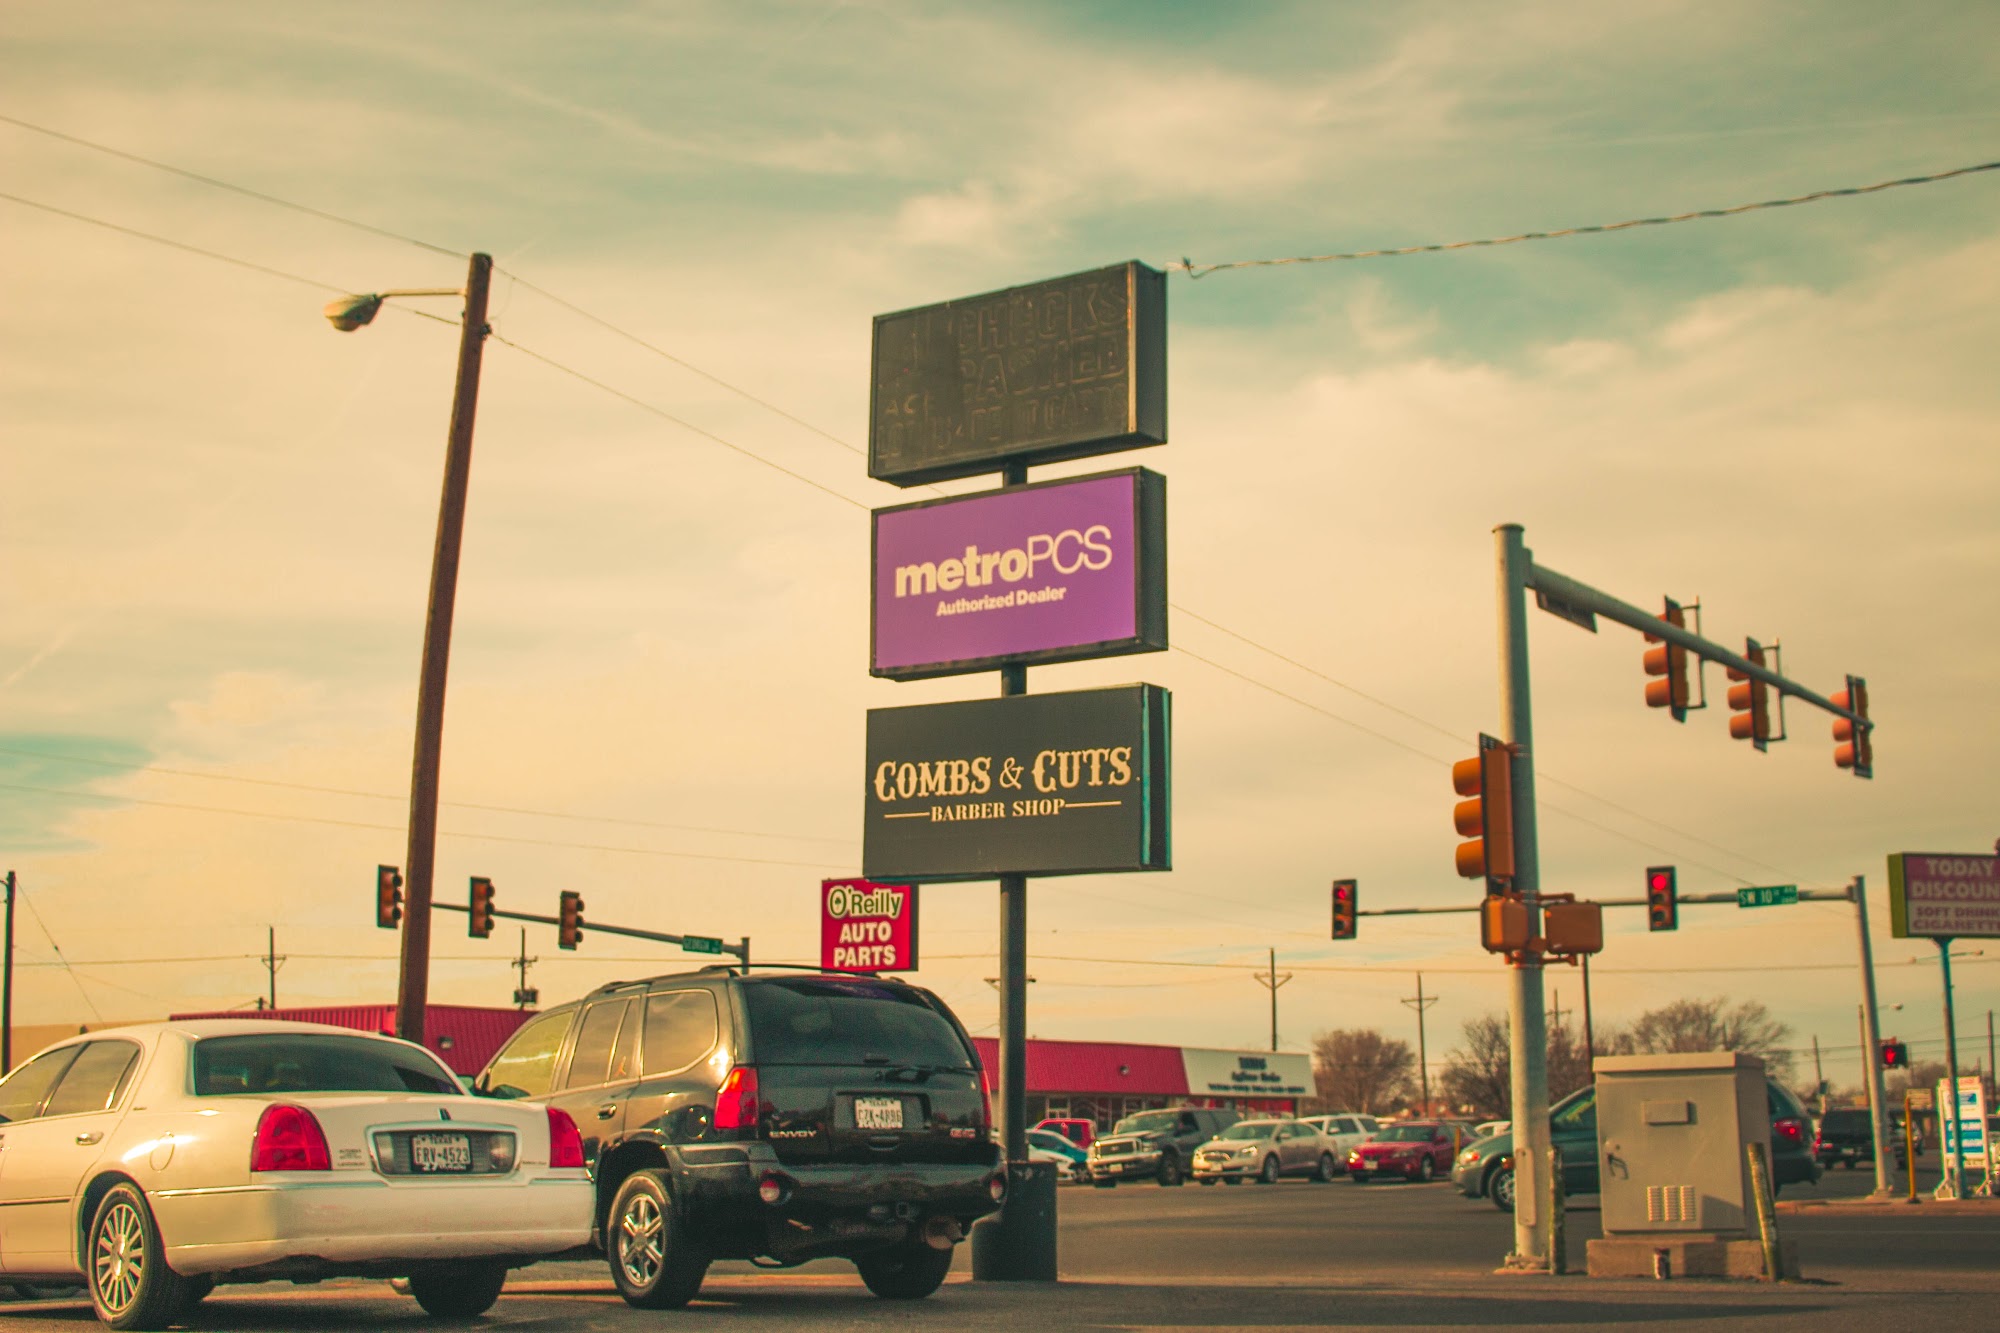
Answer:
872;747;1133;823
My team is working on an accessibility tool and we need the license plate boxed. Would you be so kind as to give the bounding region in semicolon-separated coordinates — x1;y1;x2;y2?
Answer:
411;1132;473;1173
854;1097;904;1130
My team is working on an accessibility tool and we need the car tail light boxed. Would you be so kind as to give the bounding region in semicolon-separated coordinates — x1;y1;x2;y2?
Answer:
987;1171;1007;1203
757;1172;792;1206
251;1104;331;1172
976;1069;994;1129
1774;1117;1805;1145
715;1067;761;1130
546;1107;585;1169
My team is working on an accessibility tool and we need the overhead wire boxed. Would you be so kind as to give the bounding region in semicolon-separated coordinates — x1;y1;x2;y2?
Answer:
1172;159;2000;277
2;125;1898;897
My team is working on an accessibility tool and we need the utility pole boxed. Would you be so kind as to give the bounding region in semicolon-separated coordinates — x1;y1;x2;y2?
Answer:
1852;875;1894;1196
1403;973;1439;1114
265;926;281;1011
3;869;14;1074
1580;953;1596;1073
1254;948;1293;1052
391;252;493;1048
1812;1035;1826;1116
512;928;539;1009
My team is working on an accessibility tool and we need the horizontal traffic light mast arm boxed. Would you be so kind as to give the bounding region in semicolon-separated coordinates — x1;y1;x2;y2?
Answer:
435;901;750;959
1527;561;1869;730
1357;885;1854;916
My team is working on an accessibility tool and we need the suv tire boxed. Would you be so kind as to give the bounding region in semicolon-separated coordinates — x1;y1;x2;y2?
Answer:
1156;1153;1185;1187
609;1170;709;1309
856;1241;954;1300
1489;1164;1516;1212
407;1260;507;1319
1315;1153;1337;1183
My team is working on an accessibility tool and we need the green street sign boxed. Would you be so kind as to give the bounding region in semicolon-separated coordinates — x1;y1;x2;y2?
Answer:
1737;885;1798;908
682;935;725;955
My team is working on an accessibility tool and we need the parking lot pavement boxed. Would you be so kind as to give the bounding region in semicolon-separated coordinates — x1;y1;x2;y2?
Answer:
4;1177;1994;1331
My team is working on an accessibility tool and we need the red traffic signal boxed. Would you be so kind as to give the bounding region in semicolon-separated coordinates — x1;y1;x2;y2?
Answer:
469;876;495;939
1879;1039;1908;1069
1725;639;1773;751
1642;598;1692;722
1453;733;1516;895
558;891;584;950
1832;675;1873;779
1331;879;1357;940
1645;865;1678;932
375;865;404;930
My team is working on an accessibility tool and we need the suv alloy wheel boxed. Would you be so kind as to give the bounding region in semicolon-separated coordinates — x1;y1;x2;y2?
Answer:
609;1170;709;1308
1156;1152;1184;1186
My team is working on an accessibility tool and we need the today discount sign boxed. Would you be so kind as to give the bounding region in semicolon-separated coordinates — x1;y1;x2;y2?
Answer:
821;878;919;973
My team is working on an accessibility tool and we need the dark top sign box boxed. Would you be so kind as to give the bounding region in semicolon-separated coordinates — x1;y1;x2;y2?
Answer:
863;684;1170;881
869;261;1167;486
871;467;1167;680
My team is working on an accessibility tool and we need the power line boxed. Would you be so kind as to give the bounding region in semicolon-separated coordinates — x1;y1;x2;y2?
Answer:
1173;159;2000;277
0;190;342;292
0;112;468;260
0;744;854;847
13;881;103;1021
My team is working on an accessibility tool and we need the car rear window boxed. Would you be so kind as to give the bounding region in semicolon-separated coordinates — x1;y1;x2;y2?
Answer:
743;978;973;1069
1822;1109;1868;1132
192;1034;460;1096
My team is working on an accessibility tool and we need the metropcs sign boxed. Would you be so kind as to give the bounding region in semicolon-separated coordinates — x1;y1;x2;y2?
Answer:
820;878;919;972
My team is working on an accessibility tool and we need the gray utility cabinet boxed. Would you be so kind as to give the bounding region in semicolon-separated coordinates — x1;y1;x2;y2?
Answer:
1595;1051;1769;1237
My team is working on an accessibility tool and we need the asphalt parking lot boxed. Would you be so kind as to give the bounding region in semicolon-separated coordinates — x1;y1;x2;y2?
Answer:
5;1168;1995;1331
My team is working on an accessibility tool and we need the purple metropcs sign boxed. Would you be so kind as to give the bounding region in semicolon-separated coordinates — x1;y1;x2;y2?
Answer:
871;468;1166;680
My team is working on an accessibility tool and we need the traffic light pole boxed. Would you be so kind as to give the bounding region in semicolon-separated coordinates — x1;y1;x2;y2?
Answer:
435;900;750;963
1497;524;1553;1271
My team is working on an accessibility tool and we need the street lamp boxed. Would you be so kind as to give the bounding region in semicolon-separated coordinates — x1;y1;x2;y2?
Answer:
326;253;493;1047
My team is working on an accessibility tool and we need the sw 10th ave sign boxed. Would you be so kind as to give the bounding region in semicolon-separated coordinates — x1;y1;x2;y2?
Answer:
1887;852;2000;938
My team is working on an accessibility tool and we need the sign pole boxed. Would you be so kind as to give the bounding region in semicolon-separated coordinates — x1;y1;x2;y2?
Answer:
1938;937;1964;1199
1498;524;1552;1269
1851;875;1894;1196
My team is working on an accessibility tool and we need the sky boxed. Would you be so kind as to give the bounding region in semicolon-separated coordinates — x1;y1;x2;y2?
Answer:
3;1;1997;1093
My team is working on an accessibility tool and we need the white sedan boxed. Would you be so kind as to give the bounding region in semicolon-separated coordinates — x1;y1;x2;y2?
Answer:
0;1019;593;1329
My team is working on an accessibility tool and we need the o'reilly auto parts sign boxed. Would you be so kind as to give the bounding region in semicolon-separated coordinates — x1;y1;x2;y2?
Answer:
863;684;1170;881
871;468;1166;679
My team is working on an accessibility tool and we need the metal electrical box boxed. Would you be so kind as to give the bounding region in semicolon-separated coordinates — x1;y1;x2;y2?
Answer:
1595;1052;1769;1236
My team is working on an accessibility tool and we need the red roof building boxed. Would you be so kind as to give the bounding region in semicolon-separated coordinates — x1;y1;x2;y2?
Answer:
971;1036;1309;1132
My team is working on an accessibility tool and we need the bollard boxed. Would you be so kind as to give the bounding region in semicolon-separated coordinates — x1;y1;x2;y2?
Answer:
1745;1141;1783;1282
970;1159;1059;1281
1547;1145;1566;1275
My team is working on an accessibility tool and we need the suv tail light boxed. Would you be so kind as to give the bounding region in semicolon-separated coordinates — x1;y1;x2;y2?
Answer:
1773;1117;1805;1145
977;1068;994;1129
715;1066;761;1130
251;1104;331;1172
546;1107;585;1169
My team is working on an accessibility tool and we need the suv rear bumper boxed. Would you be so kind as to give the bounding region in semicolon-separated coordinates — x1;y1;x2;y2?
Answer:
673;1143;1002;1234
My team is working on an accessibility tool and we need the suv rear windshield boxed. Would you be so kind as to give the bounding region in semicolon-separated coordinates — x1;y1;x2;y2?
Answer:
743;978;973;1069
193;1034;460;1096
1821;1109;1869;1132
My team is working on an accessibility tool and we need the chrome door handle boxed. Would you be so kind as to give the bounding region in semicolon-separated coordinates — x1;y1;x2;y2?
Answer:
76;1131;103;1145
596;1104;618;1120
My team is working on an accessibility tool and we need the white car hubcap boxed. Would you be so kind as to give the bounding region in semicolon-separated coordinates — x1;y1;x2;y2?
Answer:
93;1201;145;1313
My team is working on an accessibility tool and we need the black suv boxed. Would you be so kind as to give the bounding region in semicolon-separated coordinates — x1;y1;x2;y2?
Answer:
474;968;1002;1306
1815;1106;1908;1169
1085;1106;1240;1186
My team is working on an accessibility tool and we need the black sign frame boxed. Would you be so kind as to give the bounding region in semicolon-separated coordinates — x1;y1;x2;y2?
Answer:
868;261;1167;486
863;684;1171;881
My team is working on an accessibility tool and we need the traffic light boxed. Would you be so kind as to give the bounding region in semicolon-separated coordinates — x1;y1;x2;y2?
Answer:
1642;598;1692;722
558;891;584;950
1645;865;1678;932
1879;1039;1908;1070
469;876;495;939
375;865;403;929
1452;733;1516;895
1331;879;1357;940
1832;674;1873;779
1725;638;1772;751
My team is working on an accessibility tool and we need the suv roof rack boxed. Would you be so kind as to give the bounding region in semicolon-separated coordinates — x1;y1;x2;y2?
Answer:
695;962;883;978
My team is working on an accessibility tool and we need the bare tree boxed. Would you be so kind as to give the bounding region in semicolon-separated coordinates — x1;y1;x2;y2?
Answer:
1627;997;1794;1081
1311;1029;1417;1115
1439;1015;1510;1120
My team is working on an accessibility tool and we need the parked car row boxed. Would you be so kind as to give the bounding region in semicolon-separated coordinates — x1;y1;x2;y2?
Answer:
0;967;1007;1328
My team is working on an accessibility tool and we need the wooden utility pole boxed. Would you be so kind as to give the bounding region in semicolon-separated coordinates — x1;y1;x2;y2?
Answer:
1253;948;1293;1052
1403;973;1440;1114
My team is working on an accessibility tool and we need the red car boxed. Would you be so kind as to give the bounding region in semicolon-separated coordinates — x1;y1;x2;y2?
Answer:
1347;1121;1461;1183
1034;1117;1096;1150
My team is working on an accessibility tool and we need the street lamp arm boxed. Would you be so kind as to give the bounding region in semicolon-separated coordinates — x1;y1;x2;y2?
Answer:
323;286;470;332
